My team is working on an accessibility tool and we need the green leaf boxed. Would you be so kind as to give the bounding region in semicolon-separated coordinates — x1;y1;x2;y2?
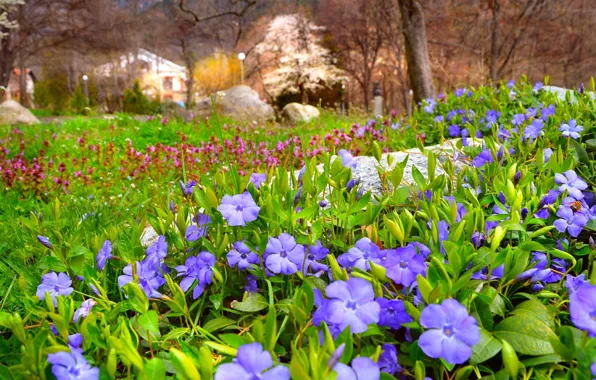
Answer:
510;300;554;328
411;165;427;189
571;139;590;165
493;314;555;355
161;328;189;342
170;348;201;380
137;310;161;339
231;292;268;312
203;317;236;333
296;206;318;220
143;358;166;380
469;329;502;364
124;282;149;314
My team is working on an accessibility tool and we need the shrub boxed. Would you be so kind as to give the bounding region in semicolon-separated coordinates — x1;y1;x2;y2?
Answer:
122;80;150;114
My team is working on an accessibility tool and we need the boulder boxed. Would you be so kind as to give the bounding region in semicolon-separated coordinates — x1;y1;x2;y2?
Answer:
543;85;596;103
300;139;475;197
194;85;274;122
0;100;40;125
281;103;320;123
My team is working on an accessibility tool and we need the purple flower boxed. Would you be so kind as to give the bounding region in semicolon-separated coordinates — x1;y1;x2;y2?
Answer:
377;298;412;330
319;200;329;208
73;299;96;323
454;88;465;97
471;264;504;280
434;115;444;123
592;362;596;377
47;351;99;380
169;200;177;214
68;333;83;354
485;110;499;125
523;119;544;141
175;252;215;299
553;206;588;238
264;233;305;275
408;242;431;258
384;245;427;287
145;235;168;272
37;235;53;249
560;119;584;139
118;261;165;298
218;192;260;226
544;148;553;163
250;173;267;189
293;187;303;206
338;149;357;169
419;299;480;364
533;82;544;92
472;231;484;248
448;124;461;137
569;283;596;337
555;170;588;200
186;213;211;242
227;241;259;270
333;357;380;380
338;238;381;271
96;240;113;271
244;275;259;293
423;99;437;114
346;177;360;192
511;113;526;126
214;342;289;380
303;241;329;274
540;104;555;121
325;277;380;334
327;344;345;369
566;274;588;295
378;344;401;375
179;180;197;196
36;272;74;307
472;149;493;167
507;80;515;88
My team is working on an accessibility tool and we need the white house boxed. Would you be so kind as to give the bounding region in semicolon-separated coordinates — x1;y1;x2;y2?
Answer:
96;48;188;103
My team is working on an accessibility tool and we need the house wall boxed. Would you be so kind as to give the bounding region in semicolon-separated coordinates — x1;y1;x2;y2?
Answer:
3;69;34;102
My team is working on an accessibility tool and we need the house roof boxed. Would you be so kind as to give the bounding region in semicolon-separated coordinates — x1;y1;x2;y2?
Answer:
96;48;186;76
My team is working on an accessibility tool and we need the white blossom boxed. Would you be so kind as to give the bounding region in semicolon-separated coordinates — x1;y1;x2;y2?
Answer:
256;14;345;99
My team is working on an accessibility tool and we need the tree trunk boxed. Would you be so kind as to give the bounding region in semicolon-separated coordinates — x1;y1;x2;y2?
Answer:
0;31;16;98
398;0;434;104
489;0;500;82
19;60;29;107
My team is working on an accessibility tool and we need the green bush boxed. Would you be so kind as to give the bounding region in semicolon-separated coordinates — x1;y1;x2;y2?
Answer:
122;80;150;114
33;70;70;114
70;85;88;114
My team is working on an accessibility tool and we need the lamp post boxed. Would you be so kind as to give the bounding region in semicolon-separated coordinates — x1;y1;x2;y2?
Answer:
237;52;246;84
82;75;89;104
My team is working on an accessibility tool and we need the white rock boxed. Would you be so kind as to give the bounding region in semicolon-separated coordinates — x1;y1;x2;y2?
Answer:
0;100;40;125
281;103;320;123
194;85;275;122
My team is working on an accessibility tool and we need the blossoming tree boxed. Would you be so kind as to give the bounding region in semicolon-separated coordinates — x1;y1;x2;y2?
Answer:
255;14;345;104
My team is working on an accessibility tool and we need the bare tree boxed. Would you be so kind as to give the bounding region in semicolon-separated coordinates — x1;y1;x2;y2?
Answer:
170;0;257;106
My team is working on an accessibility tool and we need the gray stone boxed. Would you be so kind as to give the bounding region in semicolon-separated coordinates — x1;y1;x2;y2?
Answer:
194;85;275;122
301;139;473;197
543;85;596;103
140;224;160;247
281;103;320;123
0;100;40;125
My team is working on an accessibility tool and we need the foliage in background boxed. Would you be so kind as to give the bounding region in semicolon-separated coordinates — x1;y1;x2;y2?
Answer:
193;52;242;96
122;80;150;114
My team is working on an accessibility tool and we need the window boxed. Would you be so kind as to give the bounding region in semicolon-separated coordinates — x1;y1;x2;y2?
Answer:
162;77;173;90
